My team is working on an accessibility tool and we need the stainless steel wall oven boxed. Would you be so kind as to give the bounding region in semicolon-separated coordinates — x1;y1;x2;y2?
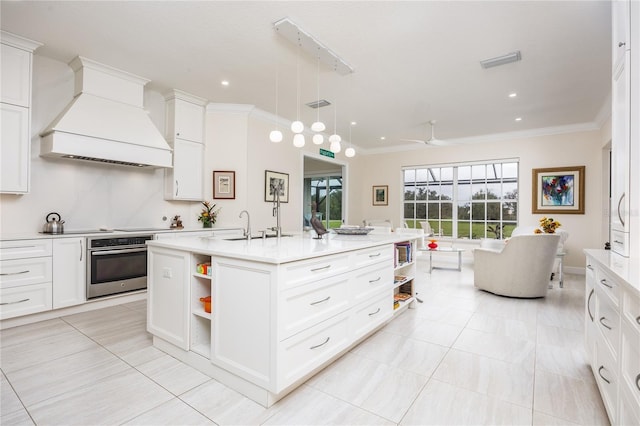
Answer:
86;234;153;299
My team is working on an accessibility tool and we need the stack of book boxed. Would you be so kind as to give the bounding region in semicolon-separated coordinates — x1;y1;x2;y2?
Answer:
395;242;413;266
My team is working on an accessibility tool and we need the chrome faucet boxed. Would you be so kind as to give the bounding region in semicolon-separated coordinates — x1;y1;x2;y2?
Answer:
270;181;282;238
239;210;251;240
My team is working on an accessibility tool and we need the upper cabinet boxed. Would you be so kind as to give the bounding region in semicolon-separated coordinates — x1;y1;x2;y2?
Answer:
0;31;42;194
163;90;208;201
610;0;639;258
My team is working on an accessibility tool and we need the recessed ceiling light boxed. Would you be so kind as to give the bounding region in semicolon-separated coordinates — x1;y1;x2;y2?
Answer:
515;117;522;122
380;136;386;140
221;80;230;86
351;121;357;126
508;92;517;98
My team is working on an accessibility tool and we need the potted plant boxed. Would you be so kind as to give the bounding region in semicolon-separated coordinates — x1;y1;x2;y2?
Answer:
197;201;220;228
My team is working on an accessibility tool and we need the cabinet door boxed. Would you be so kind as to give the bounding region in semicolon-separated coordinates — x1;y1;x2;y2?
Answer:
52;238;86;308
173;99;204;143
147;247;190;350
0;103;29;194
611;52;631;237
585;261;597;365
613;0;631;68
164;139;203;201
0;44;31;107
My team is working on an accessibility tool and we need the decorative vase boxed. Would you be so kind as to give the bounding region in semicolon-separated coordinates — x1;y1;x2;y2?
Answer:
203;221;212;228
428;240;438;250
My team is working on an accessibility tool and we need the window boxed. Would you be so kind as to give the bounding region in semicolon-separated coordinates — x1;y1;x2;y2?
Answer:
403;160;518;239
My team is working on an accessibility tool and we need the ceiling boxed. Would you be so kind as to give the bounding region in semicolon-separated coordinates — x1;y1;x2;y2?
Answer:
1;1;612;154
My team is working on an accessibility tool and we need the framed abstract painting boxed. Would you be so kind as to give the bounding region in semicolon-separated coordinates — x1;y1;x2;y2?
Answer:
532;166;585;214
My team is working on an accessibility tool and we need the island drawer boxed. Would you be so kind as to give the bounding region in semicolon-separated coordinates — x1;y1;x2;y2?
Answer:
596;267;620;307
350;289;393;341
279;273;350;340
0;257;52;289
0;282;52;320
350;263;393;305
352;245;394;269
279;312;350;389
597;294;620;356
0;239;52;261
281;253;349;289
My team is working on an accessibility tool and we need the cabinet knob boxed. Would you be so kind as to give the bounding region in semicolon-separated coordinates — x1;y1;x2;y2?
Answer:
598;366;611;384
618;41;626;47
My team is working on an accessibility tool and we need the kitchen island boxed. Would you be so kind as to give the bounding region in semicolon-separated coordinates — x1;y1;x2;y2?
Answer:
146;231;420;407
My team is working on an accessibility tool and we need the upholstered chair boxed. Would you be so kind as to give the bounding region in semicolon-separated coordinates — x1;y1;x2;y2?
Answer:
473;234;561;298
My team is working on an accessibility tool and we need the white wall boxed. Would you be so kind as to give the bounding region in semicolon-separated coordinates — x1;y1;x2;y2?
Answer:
353;130;608;268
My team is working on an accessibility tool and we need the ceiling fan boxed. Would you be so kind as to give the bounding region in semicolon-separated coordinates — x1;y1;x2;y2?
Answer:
400;120;449;146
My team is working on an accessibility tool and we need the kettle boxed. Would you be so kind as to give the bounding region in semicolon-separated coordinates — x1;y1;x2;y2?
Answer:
43;212;65;234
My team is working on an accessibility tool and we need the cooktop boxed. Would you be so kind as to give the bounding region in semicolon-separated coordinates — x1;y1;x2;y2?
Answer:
113;227;170;232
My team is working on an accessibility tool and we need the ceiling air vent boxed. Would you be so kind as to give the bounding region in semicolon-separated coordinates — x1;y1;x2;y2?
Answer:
306;99;331;109
480;51;522;69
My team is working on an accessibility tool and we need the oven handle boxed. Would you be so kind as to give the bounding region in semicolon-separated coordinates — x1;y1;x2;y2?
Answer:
90;248;147;256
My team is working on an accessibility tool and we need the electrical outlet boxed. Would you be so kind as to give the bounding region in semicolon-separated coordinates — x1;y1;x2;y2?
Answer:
162;267;172;278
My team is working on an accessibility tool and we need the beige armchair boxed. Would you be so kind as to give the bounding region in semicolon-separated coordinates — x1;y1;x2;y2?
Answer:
473;234;561;298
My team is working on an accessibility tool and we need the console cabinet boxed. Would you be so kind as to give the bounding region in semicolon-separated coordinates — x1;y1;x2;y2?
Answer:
0;31;41;194
584;251;640;425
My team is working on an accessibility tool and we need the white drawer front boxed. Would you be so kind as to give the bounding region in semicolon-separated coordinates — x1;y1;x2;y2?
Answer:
280;312;350;389
596;268;620;307
597;295;621;356
352;245;393;269
0;257;52;288
0;282;52;319
280;274;350;340
0;239;52;260
622;288;640;335
281;254;349;289
621;321;640;408
610;229;629;257
595;339;618;421
350;289;393;341
351;263;393;305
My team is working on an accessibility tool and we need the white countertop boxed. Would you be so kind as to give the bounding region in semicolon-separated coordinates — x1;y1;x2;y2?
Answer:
147;231;420;264
584;249;640;295
0;227;241;241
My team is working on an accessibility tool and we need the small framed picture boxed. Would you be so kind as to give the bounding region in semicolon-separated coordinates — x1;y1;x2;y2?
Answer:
265;170;289;203
213;171;235;199
372;185;388;206
532;165;585;214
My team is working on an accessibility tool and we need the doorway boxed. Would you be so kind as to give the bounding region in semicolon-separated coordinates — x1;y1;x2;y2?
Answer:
303;156;345;230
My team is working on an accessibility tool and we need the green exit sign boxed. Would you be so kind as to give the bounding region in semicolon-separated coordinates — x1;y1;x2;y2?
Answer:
319;148;335;158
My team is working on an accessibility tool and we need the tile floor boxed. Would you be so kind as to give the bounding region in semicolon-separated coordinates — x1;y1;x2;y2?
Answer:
0;257;609;425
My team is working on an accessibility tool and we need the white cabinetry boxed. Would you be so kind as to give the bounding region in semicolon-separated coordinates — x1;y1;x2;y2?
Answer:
0;239;52;319
164;90;207;201
52;238;86;309
147;246;190;349
584;251;640;425
610;0;639;257
0;31;41;194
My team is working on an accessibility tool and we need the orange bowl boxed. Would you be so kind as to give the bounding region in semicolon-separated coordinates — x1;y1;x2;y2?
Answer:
199;296;211;313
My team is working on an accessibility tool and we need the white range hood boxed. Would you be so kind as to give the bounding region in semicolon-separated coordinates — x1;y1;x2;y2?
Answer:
40;56;172;168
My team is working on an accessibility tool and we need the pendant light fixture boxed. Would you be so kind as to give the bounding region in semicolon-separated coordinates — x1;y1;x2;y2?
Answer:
290;44;305;145
329;101;341;153
345;122;355;158
311;52;325;145
269;55;283;143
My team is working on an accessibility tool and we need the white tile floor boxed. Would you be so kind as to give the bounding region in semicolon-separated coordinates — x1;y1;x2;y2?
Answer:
0;257;609;425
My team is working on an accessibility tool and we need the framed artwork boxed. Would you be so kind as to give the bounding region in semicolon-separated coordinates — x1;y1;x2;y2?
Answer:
372;185;388;206
265;170;289;203
532;165;585;214
213;171;235;199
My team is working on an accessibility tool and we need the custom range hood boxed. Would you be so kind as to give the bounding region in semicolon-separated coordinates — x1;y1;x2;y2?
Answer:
40;56;172;168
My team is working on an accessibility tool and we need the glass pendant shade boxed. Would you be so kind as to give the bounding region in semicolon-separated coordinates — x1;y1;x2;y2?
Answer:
291;120;304;134
329;140;341;153
293;133;305;147
269;130;283;143
345;146;355;157
311;121;326;132
312;134;324;145
329;134;341;143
